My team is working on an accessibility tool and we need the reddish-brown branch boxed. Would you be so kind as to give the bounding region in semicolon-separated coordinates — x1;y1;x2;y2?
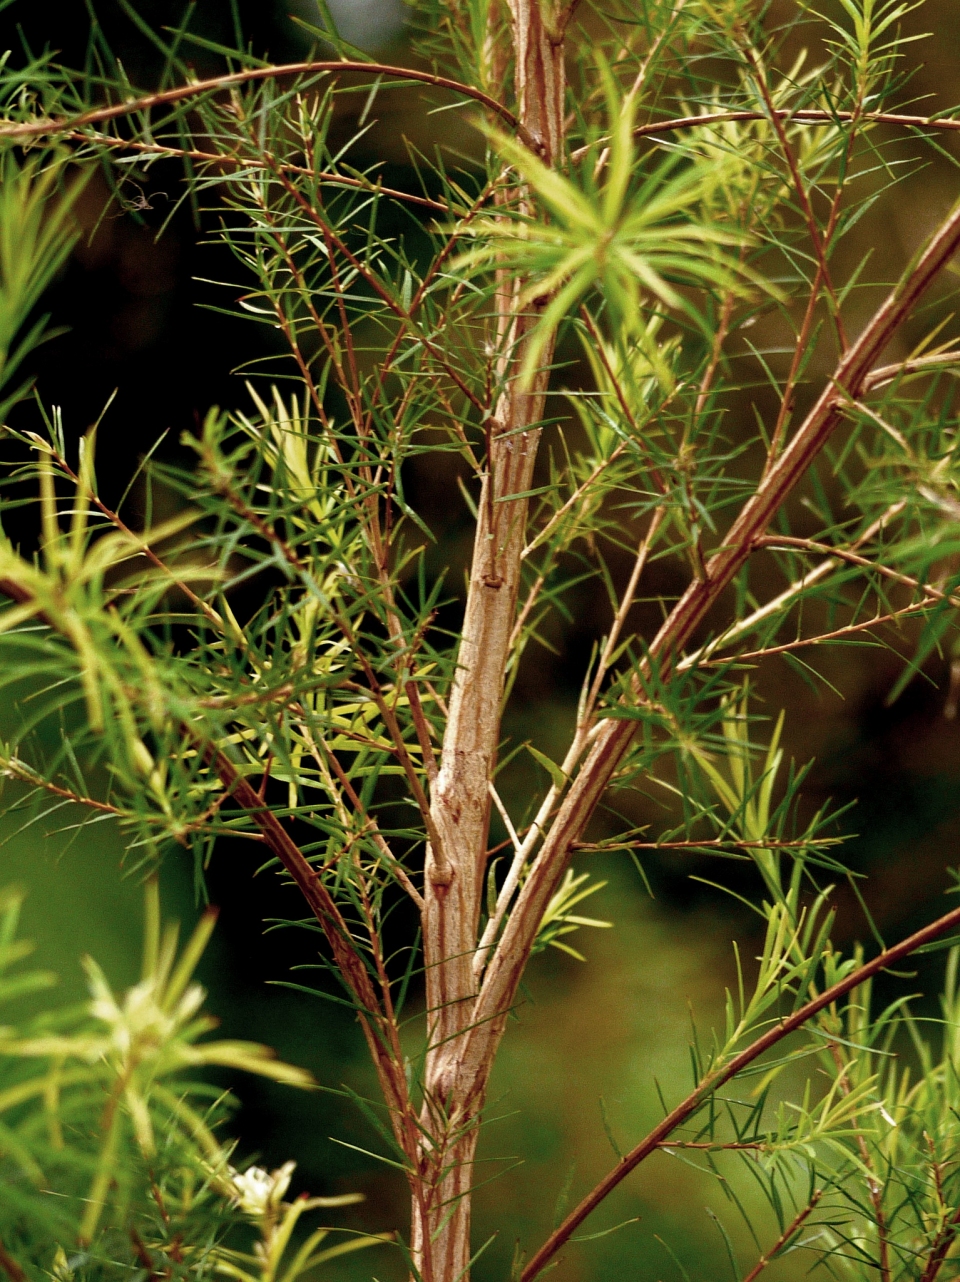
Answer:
756;534;960;607
740;1190;823;1282
473;188;960;1030
0;1242;26;1282
39;442;224;632
574;836;841;853
209;751;415;1152
522;901;960;1280
737;40;847;352
827;1044;891;1282
66;130;451;213
698;599;931;665
0;60;524;143
462;176;960;1263
0;755;124;815
570;107;960;161
919;1202;960;1282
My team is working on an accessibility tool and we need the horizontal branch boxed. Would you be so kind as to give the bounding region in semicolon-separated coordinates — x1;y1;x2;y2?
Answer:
0;754;124;815
863;349;960;392
571;106;960;161
755;533;960;606
0;59;524;144
698;599;931;664
522;898;960;1280
69;130;452;215
573;836;843;853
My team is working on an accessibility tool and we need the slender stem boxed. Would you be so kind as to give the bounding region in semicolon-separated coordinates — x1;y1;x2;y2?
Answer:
740;1190;823;1282
755;534;960;608
697;598;938;664
826;1044;891;1282
919;1202;960;1282
0;754;124;815
209;751;417;1160
570;107;960;161
463;187;960;1196
738;39;847;351
66;131;452;213
677;501;907;671
574;836;841;853
522;900;960;1281
864;349;960;391
0;60;525;143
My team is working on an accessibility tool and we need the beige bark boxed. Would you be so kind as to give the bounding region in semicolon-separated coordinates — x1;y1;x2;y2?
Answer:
413;4;567;1278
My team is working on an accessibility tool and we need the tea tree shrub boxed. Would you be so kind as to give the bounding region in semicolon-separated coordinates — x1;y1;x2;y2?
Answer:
3;0;960;1278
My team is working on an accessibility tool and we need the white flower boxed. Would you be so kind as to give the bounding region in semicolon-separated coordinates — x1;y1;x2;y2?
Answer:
230;1160;296;1216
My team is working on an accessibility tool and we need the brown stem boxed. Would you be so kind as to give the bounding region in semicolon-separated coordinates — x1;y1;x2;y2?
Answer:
919;1202;960;1282
864;349;960;391
67;131;452;213
570;107;960;161
459;186;960;1244
412;5;567;1277
208;751;417;1165
0;1243;25;1282
1;60;526;144
697;598;937;664
0;754;124;814
740;1190;823;1282
738;40;847;352
678;500;907;670
755;534;960;608
826;1044;891;1282
523;899;960;1280
575;836;841;853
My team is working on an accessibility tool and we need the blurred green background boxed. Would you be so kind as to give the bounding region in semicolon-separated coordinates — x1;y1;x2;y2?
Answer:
3;2;960;1278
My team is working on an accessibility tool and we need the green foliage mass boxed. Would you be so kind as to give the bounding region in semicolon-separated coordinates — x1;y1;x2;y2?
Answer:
2;0;960;1277
0;879;384;1281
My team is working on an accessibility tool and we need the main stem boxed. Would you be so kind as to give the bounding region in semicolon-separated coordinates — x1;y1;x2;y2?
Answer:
413;4;565;1278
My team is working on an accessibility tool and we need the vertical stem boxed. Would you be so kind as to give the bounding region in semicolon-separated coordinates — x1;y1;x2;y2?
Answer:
415;4;567;1278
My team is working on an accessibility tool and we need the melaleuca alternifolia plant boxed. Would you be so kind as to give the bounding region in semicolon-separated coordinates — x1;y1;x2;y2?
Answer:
4;0;960;1277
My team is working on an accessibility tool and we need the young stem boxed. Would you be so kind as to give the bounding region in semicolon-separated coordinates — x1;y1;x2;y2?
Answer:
523;900;960;1280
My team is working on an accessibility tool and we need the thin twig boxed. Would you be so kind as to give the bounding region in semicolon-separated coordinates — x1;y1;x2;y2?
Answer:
755;534;960;609
864;349;960;391
522;900;960;1280
574;836;842;853
677;502;907;671
0;755;124;815
697;599;935;665
570;107;960;162
827;1044;891;1282
0;59;525;143
919;1202;960;1282
740;1190;823;1282
66;130;452;213
737;39;847;351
